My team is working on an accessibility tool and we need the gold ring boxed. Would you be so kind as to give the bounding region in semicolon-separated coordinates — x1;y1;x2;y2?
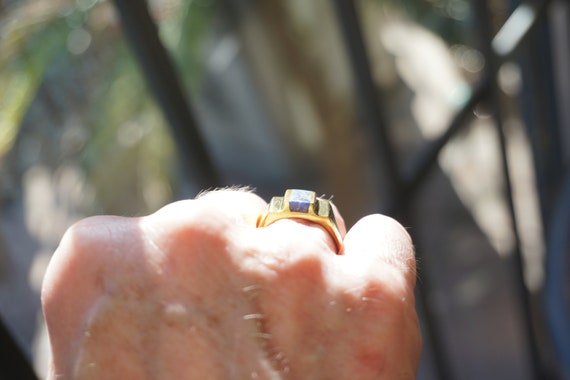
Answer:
256;189;343;254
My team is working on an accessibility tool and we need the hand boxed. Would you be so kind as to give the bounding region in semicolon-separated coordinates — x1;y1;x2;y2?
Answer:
42;189;421;379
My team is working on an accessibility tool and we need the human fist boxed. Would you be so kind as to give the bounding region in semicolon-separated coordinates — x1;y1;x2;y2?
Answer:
42;189;420;379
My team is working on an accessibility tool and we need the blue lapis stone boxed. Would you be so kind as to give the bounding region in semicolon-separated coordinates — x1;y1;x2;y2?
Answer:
288;189;313;213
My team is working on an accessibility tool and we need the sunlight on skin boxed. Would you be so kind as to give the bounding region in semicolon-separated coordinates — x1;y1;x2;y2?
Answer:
42;189;420;379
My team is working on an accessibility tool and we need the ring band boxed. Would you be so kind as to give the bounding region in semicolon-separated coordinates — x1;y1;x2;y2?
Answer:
256;189;343;254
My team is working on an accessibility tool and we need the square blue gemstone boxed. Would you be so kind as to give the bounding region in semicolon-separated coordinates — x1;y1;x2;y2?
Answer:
288;189;313;212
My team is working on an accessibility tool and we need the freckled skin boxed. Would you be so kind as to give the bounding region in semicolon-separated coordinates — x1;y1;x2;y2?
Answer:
42;190;421;380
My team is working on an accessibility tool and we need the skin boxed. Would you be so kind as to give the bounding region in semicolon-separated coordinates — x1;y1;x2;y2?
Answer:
42;189;421;379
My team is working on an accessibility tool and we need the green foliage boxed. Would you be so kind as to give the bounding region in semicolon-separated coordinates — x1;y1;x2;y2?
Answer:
0;9;68;156
167;0;218;91
1;0;217;215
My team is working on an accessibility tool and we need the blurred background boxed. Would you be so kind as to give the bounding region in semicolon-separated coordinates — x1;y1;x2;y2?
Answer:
0;0;569;378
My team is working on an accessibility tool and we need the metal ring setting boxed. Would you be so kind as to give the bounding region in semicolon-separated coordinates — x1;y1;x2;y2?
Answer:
256;189;343;254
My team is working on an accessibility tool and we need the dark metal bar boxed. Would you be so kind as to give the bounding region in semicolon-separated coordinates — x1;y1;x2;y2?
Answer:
0;315;37;379
331;0;401;208
473;1;544;378
112;0;220;193
413;263;455;380
515;0;564;230
544;168;570;379
400;78;492;205
400;0;552;204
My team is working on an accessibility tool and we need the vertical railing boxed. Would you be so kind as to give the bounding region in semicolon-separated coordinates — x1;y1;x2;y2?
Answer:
0;315;38;379
473;1;543;378
331;0;401;208
112;0;221;194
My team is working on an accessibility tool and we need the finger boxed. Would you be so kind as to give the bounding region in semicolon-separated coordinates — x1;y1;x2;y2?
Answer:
340;214;420;372
258;201;346;256
42;215;140;368
150;187;267;228
259;218;337;255
197;187;268;226
342;214;416;286
140;189;268;275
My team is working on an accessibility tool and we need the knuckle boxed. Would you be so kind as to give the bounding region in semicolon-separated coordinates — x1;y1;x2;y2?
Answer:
42;216;132;309
143;201;239;277
344;265;416;321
